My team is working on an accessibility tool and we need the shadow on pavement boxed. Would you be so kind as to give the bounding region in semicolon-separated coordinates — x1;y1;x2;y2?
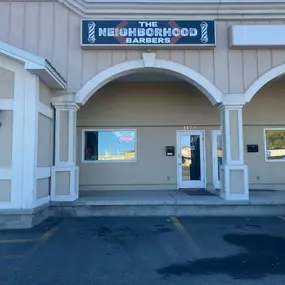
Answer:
157;234;285;279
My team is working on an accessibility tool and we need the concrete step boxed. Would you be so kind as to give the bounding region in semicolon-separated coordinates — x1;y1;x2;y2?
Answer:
50;204;285;217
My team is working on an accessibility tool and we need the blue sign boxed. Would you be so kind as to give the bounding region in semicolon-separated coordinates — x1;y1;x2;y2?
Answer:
81;20;216;47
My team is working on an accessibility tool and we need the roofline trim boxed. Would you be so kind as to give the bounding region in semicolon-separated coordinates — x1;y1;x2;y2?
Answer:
0;41;66;89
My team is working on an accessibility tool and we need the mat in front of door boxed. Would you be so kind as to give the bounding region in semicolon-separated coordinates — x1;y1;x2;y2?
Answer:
182;189;215;196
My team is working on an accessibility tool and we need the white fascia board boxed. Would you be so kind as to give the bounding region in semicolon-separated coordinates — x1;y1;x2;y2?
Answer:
230;25;285;48
84;0;285;3
0;41;66;89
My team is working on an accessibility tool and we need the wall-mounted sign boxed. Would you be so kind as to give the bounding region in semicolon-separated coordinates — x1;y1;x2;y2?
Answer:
81;20;216;47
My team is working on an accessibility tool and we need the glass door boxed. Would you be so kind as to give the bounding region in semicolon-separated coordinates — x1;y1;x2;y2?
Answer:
177;131;205;189
212;130;223;189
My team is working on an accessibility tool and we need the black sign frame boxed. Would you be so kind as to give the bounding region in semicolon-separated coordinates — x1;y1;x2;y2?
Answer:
81;20;216;48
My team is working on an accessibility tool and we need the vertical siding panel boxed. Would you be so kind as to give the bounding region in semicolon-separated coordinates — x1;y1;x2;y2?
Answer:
170;50;184;65
242;21;258;90
272;50;285;68
0;3;11;42
185;50;199;73
9;2;25;48
53;3;69;79
82;51;98;86
229;49;243;93
67;12;83;93
96;51;112;73
256;21;272;77
199;50;214;84
271;21;285;67
24;2;40;54
214;21;229;94
126;50;141;61
257;49;272;77
38;2;54;61
228;21;243;94
111;50;127;65
243;50;258;90
156;50;171;60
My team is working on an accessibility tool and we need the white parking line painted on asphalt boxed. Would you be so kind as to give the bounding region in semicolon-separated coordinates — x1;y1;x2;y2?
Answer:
0;238;36;244
171;216;202;260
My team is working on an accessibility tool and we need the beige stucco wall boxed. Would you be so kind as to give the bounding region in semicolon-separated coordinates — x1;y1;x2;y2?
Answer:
0;180;11;202
37;81;53;199
37;178;50;199
37;113;53;167
0;111;13;167
77;82;219;190
0;67;14;98
78;82;219;126
0;67;13;167
60;111;69;162
1;1;285;96
243;81;285;125
39;80;52;107
38;81;54;168
243;80;285;190
55;172;70;195
77;81;285;191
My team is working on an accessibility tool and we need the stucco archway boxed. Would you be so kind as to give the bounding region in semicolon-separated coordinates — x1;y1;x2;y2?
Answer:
75;53;222;105
245;63;285;103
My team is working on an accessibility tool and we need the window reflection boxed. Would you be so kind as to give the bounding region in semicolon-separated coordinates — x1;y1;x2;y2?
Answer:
84;130;136;161
265;129;285;161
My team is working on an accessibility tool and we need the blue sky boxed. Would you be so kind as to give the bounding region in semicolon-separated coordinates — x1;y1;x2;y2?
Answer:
98;131;135;155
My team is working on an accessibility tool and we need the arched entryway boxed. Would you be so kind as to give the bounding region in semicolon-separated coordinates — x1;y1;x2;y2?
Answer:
75;53;222;106
243;63;285;191
51;53;249;202
244;63;285;103
74;53;223;194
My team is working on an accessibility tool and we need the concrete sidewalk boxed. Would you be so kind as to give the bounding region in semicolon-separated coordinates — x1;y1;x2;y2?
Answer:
73;190;285;206
50;190;285;218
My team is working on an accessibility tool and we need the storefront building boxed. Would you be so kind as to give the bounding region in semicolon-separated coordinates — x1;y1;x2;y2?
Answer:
0;0;285;220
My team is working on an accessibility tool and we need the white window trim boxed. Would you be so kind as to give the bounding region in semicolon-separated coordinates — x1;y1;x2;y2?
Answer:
82;128;137;163
264;127;285;162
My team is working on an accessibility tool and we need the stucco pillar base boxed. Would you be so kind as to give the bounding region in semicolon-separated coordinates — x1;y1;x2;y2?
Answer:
51;166;79;202
220;165;249;201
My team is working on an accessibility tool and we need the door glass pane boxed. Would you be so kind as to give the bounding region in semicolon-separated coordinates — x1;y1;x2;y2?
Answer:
217;134;223;181
181;135;201;181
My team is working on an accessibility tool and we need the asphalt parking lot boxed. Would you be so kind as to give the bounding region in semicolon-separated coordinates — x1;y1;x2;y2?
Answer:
1;216;285;285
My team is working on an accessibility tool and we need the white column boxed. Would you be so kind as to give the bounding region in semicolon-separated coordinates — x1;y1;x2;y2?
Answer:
21;74;40;208
0;63;42;209
219;103;249;201
51;95;79;201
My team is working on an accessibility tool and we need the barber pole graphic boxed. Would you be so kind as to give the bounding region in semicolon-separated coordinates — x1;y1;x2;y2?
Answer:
200;22;208;44
88;21;96;43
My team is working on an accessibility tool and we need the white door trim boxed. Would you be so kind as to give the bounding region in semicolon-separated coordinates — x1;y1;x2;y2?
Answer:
176;130;206;189
212;130;222;190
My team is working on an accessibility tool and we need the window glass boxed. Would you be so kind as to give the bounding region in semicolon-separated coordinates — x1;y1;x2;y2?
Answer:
84;130;136;161
265;129;285;161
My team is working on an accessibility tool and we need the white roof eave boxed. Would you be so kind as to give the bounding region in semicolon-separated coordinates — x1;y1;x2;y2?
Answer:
0;41;66;90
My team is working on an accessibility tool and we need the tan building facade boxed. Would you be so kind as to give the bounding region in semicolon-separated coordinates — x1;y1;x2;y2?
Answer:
0;0;285;218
